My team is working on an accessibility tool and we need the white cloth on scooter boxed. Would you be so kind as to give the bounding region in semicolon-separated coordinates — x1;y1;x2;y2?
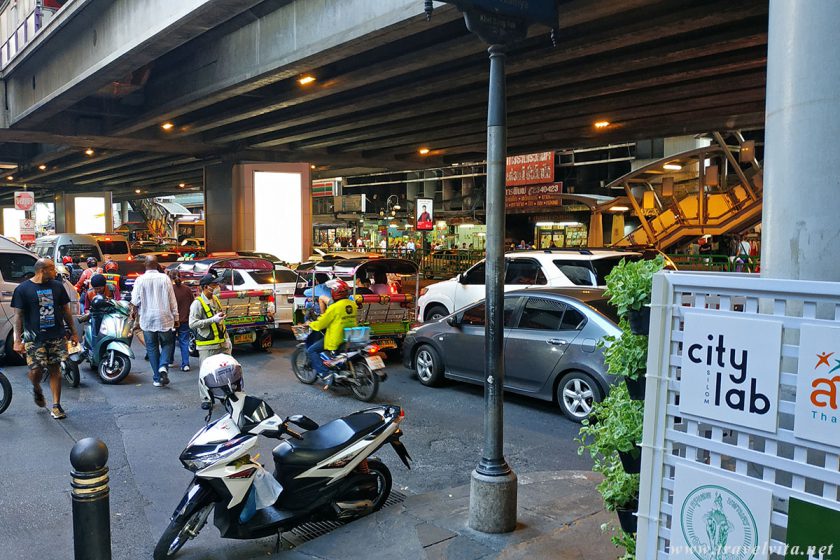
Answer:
251;467;283;510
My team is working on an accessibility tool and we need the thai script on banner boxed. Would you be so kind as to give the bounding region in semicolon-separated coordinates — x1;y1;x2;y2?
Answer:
505;151;554;186
505;181;563;212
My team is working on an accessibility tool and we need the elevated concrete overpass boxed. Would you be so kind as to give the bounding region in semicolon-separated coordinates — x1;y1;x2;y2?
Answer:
0;0;767;205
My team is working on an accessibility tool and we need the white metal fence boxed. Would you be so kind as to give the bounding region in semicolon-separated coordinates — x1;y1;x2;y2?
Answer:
637;271;840;559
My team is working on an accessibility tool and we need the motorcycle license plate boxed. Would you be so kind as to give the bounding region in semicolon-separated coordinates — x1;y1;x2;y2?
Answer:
377;338;398;349
233;332;256;345
365;355;386;370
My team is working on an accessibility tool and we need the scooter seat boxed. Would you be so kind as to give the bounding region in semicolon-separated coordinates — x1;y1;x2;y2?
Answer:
273;412;383;467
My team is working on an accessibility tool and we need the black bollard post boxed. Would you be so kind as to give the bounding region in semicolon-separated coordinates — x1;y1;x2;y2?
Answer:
70;438;111;560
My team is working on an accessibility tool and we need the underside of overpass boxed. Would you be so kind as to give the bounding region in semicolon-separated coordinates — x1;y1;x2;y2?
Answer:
0;0;768;204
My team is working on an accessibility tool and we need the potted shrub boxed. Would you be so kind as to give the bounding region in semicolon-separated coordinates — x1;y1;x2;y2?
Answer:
601;321;648;400
601;523;637;560
598;457;640;534
604;255;665;335
578;383;645;473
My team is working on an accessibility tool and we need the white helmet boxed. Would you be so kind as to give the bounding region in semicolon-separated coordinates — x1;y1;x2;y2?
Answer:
199;354;243;401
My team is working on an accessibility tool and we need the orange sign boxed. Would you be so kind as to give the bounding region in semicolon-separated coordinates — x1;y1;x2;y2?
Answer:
505;151;554;186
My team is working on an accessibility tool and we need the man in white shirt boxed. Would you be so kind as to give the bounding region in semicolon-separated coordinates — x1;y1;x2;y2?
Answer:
130;256;179;387
379;238;387;251
356;237;365;251
406;240;416;252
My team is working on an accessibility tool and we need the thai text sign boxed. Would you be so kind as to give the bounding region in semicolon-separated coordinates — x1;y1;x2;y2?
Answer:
506;182;563;213
670;464;773;560
795;324;840;446
505;151;554;186
679;312;782;432
19;218;35;243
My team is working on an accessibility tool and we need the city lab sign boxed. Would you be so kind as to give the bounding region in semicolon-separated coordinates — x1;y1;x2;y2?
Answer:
14;191;34;211
431;0;558;44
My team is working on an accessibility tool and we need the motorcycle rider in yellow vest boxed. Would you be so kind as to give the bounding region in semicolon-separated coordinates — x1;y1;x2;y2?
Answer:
189;274;231;408
306;278;357;390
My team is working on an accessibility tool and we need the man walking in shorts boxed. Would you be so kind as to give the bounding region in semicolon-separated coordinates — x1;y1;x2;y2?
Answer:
12;258;79;419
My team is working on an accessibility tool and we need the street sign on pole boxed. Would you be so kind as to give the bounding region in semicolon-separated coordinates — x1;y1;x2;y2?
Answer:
20;218;36;244
14;191;35;211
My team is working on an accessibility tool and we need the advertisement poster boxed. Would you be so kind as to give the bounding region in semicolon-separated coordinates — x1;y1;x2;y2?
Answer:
680;312;782;433
794;324;840;446
506;182;564;213
505;151;554;186
785;497;839;559
416;198;433;231
671;464;773;560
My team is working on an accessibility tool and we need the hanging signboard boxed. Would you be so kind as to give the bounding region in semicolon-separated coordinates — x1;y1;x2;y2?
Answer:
679;312;782;433
416;198;434;231
333;195;365;213
312;180;338;198
505;182;563;212
19;218;35;243
794;323;840;446
670;464;773;560
14;191;35;211
505;151;554;186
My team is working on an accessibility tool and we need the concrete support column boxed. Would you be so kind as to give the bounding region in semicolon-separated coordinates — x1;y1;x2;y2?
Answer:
462;175;475;211
406;172;420;203
204;163;236;253
423;171;437;199
120;201;129;225
587;212;604;247
442;172;456;211
611;213;625;244
761;0;840;280
53;191;113;234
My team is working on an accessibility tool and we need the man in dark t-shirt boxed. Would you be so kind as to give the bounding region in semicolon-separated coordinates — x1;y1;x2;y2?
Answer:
12;258;79;420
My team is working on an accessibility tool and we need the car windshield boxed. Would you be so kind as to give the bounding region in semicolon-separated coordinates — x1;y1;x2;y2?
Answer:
274;270;299;283
591;256;641;285
58;244;100;260
98;240;129;255
553;255;641;286
586;298;620;324
250;271;278;284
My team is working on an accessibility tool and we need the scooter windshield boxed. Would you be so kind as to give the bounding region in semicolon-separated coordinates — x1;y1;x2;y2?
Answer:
231;395;276;433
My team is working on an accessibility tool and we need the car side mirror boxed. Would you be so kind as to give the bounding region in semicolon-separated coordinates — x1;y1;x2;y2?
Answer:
457;273;466;284
287;414;319;431
446;315;460;328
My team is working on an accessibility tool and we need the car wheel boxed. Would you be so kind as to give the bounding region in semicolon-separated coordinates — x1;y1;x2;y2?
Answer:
556;371;603;422
414;344;444;387
424;304;448;323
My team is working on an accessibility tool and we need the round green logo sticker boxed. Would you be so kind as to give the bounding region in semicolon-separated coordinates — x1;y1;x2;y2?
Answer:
680;484;758;560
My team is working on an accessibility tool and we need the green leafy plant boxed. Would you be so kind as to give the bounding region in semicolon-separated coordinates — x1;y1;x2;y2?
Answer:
595;455;640;511
600;319;648;381
604;255;665;317
601;523;637;560
577;383;644;459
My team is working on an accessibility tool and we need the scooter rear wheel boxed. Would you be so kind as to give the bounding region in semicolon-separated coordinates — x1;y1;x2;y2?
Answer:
292;347;318;384
61;360;80;388
98;352;131;384
350;362;379;402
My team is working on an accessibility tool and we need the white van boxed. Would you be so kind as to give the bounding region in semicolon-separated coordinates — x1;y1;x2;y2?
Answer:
33;234;104;263
90;233;132;261
0;236;80;363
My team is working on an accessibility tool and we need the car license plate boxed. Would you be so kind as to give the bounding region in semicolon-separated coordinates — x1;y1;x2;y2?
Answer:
233;332;256;345
365;355;386;370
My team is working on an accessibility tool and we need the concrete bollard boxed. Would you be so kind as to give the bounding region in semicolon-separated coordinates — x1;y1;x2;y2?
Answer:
70;438;111;560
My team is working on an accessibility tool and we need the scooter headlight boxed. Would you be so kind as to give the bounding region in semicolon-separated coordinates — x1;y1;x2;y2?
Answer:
179;437;251;472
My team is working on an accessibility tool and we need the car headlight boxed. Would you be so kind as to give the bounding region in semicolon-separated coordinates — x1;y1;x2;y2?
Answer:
420;287;428;297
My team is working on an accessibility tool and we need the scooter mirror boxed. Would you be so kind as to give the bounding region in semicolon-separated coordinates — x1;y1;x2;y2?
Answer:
287;415;319;431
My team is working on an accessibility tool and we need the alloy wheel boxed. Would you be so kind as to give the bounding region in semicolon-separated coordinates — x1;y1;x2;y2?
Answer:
562;377;595;419
416;349;434;382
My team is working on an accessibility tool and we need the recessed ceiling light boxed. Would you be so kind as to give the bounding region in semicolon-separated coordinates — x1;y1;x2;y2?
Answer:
298;75;316;85
6;175;13;181
85;148;95;156
663;163;682;171
135;188;142;194
161;122;175;131
310;165;316;169
418;147;430;155
610;206;630;212
594;121;610;129
38;164;47;171
178;183;186;188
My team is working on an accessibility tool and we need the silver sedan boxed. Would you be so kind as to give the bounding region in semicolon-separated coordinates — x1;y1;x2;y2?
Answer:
402;288;621;422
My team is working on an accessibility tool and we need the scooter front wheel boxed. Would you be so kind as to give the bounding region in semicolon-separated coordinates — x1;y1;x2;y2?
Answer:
153;503;213;560
61;360;80;388
291;347;318;384
98;352;131;384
